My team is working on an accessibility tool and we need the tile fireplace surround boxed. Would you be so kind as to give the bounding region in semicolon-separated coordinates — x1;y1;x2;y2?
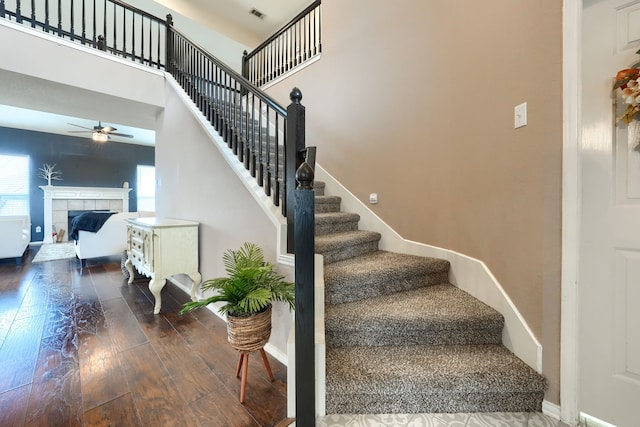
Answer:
40;185;131;243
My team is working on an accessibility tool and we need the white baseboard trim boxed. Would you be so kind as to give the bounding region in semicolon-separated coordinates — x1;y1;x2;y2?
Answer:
580;413;617;427
543;400;561;421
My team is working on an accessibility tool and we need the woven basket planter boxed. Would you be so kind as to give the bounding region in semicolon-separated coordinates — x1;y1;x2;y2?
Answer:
227;304;272;353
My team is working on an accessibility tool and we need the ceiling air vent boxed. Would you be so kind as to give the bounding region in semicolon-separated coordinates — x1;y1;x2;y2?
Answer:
249;8;266;19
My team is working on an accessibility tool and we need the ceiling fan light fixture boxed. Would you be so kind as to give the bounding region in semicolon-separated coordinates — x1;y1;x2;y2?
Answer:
92;132;108;142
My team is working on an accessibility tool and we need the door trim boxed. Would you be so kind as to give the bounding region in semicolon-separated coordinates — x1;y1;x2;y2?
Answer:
561;0;581;424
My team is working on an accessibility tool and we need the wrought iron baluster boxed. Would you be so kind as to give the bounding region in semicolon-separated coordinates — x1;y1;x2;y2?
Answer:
148;18;152;66
81;0;86;43
131;12;135;61
140;15;144;63
312;8;317;55
91;0;95;46
30;0;35;28
44;0;50;31
265;105;272;196
317;5;322;54
258;99;264;184
112;2;116;54
304;15;309;60
122;7;126;58
102;0;106;47
70;0;74;40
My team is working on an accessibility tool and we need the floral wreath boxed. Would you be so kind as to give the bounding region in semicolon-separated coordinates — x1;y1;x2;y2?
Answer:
614;50;640;124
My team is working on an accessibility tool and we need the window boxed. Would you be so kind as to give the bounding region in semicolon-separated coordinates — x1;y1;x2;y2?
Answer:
136;165;155;212
0;154;30;216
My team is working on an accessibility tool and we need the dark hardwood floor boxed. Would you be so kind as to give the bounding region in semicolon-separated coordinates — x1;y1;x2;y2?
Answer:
0;246;289;427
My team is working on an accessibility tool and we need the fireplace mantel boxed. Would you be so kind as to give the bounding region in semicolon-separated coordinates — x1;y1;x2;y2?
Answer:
40;185;131;243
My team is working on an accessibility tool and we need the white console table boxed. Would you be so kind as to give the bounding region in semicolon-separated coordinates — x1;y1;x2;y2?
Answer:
124;217;201;314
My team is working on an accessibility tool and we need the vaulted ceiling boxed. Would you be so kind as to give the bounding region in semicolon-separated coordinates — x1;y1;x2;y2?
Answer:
154;0;311;47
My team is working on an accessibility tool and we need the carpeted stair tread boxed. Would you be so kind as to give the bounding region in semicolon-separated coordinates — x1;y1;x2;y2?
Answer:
323;250;449;303
325;283;504;347
315;230;381;264
325;344;546;414
316;211;360;235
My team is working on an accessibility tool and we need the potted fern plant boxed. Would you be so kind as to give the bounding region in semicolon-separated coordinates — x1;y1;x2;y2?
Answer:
179;242;294;353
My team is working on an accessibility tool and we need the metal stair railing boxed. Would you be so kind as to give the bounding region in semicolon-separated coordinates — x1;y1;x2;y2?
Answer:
242;0;321;87
166;18;311;253
0;0;166;68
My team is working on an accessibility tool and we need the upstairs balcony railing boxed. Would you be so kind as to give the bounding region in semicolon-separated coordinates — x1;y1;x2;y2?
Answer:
242;0;321;87
0;0;166;68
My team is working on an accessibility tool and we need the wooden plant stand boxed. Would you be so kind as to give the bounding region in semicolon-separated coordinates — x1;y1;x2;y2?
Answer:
235;348;275;403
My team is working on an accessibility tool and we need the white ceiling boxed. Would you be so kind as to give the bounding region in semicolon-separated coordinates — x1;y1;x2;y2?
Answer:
0;0;310;146
156;0;311;45
0;105;156;146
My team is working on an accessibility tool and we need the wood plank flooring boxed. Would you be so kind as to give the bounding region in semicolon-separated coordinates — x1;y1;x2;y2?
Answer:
0;247;288;427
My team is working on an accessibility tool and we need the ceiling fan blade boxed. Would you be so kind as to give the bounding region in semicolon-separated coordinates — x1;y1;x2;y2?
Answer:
107;132;134;138
68;123;94;131
102;126;116;133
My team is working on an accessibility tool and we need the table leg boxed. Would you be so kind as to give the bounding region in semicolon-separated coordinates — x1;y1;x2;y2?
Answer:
149;277;166;314
125;254;135;284
187;272;202;301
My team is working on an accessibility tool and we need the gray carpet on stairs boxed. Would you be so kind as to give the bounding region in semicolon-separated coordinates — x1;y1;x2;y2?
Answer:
325;344;546;414
325;283;504;347
313;181;547;415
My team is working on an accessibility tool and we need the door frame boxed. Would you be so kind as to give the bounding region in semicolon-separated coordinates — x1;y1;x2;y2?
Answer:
561;0;581;424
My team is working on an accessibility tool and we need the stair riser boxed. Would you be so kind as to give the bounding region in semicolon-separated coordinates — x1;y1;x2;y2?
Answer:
325;391;544;415
316;220;359;236
320;241;379;264
325;272;450;304
316;201;341;213
326;327;503;348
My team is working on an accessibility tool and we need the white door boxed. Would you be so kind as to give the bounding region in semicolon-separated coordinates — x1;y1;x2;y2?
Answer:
581;1;640;426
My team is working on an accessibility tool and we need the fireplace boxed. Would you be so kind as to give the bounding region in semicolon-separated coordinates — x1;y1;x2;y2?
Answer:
40;185;131;243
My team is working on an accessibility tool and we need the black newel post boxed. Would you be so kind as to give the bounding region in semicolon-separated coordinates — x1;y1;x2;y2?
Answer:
294;161;316;427
286;87;305;253
0;0;5;18
241;50;249;97
165;14;173;75
241;50;249;80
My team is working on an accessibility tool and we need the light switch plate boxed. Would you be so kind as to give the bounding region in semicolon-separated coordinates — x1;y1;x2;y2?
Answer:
514;102;527;128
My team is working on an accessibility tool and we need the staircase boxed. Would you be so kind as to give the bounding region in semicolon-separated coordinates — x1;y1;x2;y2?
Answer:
313;182;547;414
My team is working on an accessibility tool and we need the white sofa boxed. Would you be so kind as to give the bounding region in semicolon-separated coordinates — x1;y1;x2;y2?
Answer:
0;215;31;264
74;211;153;264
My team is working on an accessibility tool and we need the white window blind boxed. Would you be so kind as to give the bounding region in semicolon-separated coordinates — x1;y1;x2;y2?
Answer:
0;154;30;216
136;165;155;212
